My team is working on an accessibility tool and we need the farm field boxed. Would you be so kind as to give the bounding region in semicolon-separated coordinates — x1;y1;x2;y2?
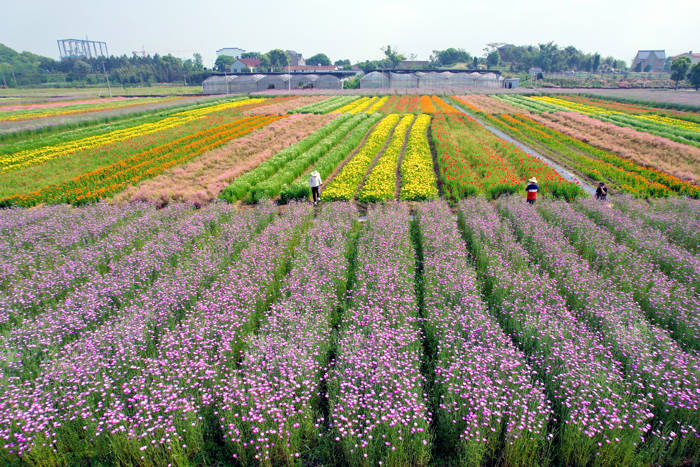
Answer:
451;94;700;197
0;198;697;466
0;91;698;465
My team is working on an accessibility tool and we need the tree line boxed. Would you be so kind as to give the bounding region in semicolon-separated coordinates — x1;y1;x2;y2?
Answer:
0;43;207;87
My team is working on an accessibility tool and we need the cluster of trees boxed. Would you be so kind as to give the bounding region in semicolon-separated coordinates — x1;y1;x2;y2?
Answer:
478;42;625;72
670;57;700;90
0;43;208;87
215;50;352;73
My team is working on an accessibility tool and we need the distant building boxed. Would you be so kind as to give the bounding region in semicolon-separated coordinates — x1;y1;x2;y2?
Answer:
216;47;245;59
503;78;519;89
286;50;305;67
669;51;700;66
398;60;430;69
288;65;338;72
631;50;666;72
230;58;262;73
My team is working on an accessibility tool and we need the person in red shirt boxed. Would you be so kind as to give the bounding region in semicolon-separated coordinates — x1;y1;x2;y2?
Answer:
526;177;538;204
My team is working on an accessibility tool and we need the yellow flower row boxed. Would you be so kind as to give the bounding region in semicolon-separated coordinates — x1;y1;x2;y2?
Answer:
333;97;372;114
365;96;389;114
399;114;438;200
323;114;400;200
529;95;601;114
635;114;699;132
358;114;415;202
529;95;699;133
0;98;264;173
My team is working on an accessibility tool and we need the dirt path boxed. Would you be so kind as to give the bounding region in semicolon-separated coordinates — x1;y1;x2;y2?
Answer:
450;101;596;196
395;114;417;199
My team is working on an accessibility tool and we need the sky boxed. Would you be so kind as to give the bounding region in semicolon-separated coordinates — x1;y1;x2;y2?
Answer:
2;0;698;67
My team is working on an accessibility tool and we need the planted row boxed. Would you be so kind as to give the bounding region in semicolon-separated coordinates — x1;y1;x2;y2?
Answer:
459;198;652;466
323;114;400;201
416;201;551;465
399;114;438;200
328;203;431;465
292;95;360;114
219;114;349;202
358;114;414;202
279;114;383;203
246;114;368;202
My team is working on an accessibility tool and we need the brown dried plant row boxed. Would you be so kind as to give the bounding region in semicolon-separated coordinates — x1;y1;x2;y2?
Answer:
115;113;335;206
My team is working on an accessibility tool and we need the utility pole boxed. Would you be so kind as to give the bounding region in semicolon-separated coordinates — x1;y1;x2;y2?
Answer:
102;62;112;97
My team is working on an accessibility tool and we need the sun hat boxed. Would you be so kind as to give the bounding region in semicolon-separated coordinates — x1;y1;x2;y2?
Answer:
528;177;537;183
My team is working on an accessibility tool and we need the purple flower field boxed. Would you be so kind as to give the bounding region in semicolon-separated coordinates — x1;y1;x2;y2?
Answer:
0;198;697;466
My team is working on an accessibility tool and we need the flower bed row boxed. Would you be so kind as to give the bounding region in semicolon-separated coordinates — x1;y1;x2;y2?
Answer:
432;113;581;200
458;198;653;466
279;114;383;203
323;114;400;200
2;114;280;207
498;197;698;463
358;114;414;202
417;201;551;465
219;113;351;202
334;96;378;114
399;114;438;200
291;95;360;114
220;202;357;464
0;97;264;173
328;203;431;465
484;112;699;197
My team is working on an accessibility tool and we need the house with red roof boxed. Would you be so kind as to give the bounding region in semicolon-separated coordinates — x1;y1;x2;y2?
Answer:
230;58;262;73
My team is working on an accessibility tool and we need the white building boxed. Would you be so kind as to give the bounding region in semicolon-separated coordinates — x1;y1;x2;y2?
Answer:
216;47;245;59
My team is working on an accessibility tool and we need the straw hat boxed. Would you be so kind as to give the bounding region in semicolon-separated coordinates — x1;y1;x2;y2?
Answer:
311;170;320;178
528;177;537;183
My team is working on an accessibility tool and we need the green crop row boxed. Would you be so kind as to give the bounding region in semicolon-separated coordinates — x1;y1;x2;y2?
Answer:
290;96;360;114
246;114;368;202
279;114;383;203
219;113;355;202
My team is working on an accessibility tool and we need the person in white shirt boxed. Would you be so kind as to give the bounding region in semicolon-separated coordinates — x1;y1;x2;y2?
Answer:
309;170;322;205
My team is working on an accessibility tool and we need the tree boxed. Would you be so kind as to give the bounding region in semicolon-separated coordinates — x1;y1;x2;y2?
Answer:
688;62;700;90
381;45;405;67
473;56;478;68
72;60;91;77
486;51;500;68
215;55;235;72
430;48;470;66
241;51;262;60
266;49;289;71
592;53;600;72
671;56;691;89
306;53;331;66
334;59;351;68
192;53;204;71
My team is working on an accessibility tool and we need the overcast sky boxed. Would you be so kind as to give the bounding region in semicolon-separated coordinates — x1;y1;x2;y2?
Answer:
2;0;698;67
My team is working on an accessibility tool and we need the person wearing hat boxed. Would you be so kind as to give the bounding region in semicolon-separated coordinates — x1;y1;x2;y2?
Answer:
595;181;608;201
309;170;322;206
525;177;539;204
